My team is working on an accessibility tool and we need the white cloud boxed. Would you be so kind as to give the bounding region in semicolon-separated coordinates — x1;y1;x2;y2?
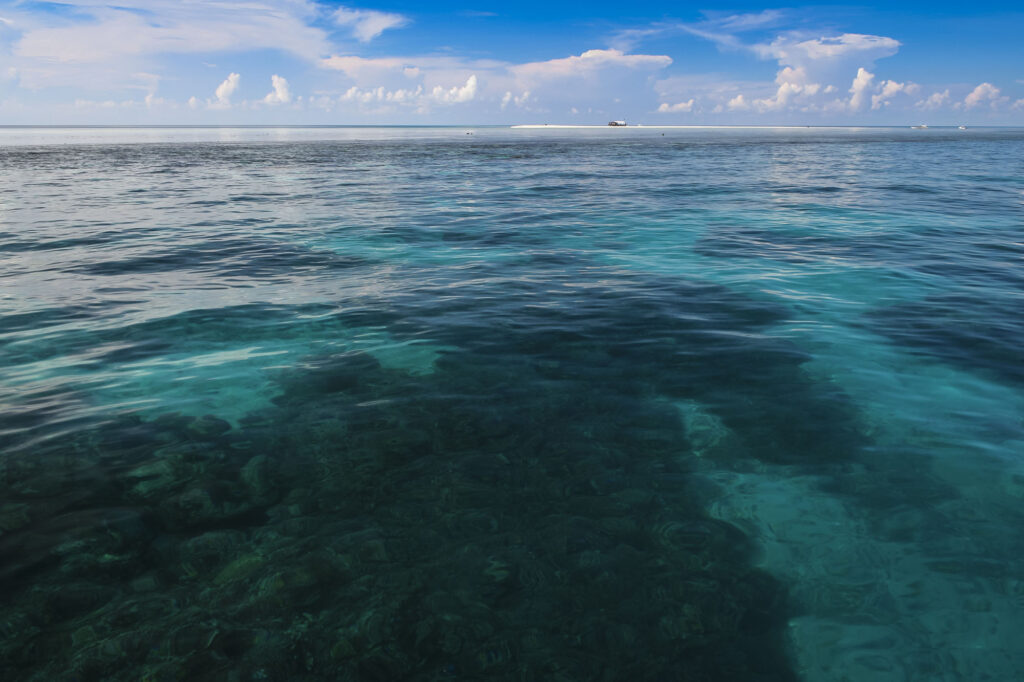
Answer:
511;49;671;81
340;84;421;104
188;96;199;110
12;1;329;69
712;10;787;33
263;74;291;105
431;75;477;103
74;98;120;109
871;79;918;109
654;12;906;117
500;90;531;109
727;93;750;110
319;48;673;116
848;67;875;111
336;75;478;111
671;20;900;116
752;66;821;112
657;99;695;113
963;82;1004;109
613;11;783;51
320;55;416;80
916;90;950;110
211;72;240;109
319;55;502;104
756;33;900;63
1014;99;1024;110
333;6;409;43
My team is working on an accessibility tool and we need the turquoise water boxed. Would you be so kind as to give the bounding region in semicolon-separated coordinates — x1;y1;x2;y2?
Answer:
1;126;1022;681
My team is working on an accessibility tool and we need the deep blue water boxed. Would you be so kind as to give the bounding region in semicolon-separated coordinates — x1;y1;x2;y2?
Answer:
1;126;1023;681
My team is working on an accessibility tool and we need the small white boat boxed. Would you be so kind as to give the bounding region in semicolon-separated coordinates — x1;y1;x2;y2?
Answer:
958;125;967;130
607;120;627;127
911;124;928;129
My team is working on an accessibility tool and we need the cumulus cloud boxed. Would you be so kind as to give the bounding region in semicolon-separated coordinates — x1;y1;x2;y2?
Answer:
211;72;240;109
263;74;291;105
431;75;478;103
963;82;1004;109
916;90;950;110
320;47;673;116
871;79;918;109
656;99;695;113
341;84;422;104
727;93;750;110
752;66;821;112
663;15;902;116
500;90;531;109
848;67;875;111
333;6;409;43
337;75;478;111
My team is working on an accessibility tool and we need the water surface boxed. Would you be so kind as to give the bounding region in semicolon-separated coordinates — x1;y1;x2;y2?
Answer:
2;126;1022;681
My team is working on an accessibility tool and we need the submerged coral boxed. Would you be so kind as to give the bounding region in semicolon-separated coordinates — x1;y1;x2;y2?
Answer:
0;269;855;681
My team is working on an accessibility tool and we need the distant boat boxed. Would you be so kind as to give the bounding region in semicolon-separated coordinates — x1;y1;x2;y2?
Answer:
607;120;627;127
958;125;967;130
911;124;928;129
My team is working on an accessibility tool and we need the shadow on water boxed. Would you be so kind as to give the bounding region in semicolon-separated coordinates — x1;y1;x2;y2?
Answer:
0;263;883;681
864;292;1024;388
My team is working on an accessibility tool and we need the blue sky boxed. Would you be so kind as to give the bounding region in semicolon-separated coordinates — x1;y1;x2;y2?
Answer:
0;1;1021;124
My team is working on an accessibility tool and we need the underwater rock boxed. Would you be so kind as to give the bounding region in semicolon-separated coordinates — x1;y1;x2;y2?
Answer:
212;554;264;586
158;482;262;531
239;455;277;502
186;415;232;440
124;459;181;501
172;530;248;579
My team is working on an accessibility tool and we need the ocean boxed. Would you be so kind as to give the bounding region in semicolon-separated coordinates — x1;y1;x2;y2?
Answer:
1;126;1022;681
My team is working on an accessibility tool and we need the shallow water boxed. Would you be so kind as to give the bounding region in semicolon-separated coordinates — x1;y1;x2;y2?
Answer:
1;126;1023;681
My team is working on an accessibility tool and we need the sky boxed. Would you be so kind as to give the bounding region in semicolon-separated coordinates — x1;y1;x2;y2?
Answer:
0;1;1022;125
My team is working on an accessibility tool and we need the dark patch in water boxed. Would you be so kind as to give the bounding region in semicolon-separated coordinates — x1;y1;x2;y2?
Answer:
0;267;833;681
864;292;1024;386
0;303;343;368
697;223;1024;294
70;239;371;278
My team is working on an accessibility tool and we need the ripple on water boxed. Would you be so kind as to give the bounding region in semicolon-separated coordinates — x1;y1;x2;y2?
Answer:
1;127;1023;681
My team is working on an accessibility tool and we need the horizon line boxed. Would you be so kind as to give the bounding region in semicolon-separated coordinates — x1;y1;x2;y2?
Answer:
0;124;1013;130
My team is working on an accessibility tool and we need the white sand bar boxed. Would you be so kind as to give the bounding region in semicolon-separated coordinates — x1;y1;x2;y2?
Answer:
510;124;847;129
